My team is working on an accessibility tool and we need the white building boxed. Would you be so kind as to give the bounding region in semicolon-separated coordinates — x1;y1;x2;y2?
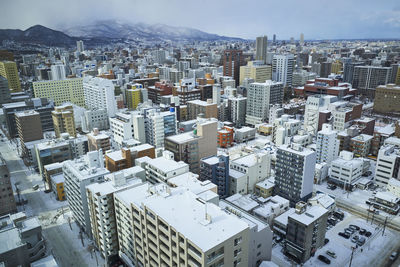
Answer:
50;64;66;80
114;183;250;267
375;144;400;187
272;54;294;87
329;151;363;187
228;96;247;127
63;151;110;237
86;167;144;258
316;124;339;164
292;70;317;87
387;178;400;198
229;152;271;195
81;109;109;133
83;76;117;117
253;195;290;226
245;80;283;126
271;115;301;146
303;95;337;134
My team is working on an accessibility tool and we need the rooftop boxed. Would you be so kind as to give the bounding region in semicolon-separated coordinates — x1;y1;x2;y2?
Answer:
226;194;259;212
147;156;188;174
289;205;328;226
167;172;217;196
166;131;198;144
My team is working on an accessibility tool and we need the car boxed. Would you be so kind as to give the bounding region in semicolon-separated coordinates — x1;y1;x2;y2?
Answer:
326;250;337;258
357;237;366;246
345;228;355;235
390;252;398;261
351;235;359;243
333;211;344;220
324;238;329;245
32;184;39;190
359;228;367;235
318;255;331;264
338;232;350;239
365;231;372;237
349;225;360;231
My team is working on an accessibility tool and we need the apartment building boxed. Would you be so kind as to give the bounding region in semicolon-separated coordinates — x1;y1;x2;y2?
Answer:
187;99;218;120
144;153;189;184
87;128;111;154
33;78;84;106
350;134;373;157
352;66;391;98
83;76;117;117
272;54;294;87
200;154;230;198
114;183;250;267
86;168;144;259
81;109;109;133
147;81;173;104
272;115;301;146
0;154;16;216
228;96;247;127
52;104;76;138
63;151;110;237
15;110;43;156
316;124;339;164
303;95;338;134
373;84;400;114
105;144;155;172
239;61;272;85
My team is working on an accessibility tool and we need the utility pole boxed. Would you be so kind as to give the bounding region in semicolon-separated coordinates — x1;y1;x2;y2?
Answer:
349;246;355;267
382;216;388;236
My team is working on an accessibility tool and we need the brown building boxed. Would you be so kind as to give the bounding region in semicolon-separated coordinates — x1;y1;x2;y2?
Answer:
373;84;400;114
187;99;218;120
43;162;63;191
173;85;201;105
198;84;213;101
295;77;357;99
132;77;159;88
337;127;360;152
105;144;155;172
350;134;373;158
371;124;395;156
147;81;173;104
52;105;76;138
353;117;376;136
87;128;111;154
222;48;244;86
0;50;14;61
15;110;43;156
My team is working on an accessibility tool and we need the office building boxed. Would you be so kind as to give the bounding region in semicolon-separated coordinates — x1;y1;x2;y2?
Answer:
228;95;247;127
303;95;337;134
50;64;66;80
165;119;217;173
316;124;339;164
329;151;365;188
63;151;110;237
0;61;21;91
272;54;294;87
0;154;17;215
239;61;272;85
332;102;363;131
223;48;244;86
256;36;268;63
81;109;109;132
15;110;43;156
147;81;173;104
52;104;76;138
285;202;328;263
173;78;201;105
375;144;400;187
87;128;111;153
374;84;400;114
352;66;392;98
291;70;317;87
245;80;283;126
105;144;155;172
350;134;373;157
299;33;304;45
76;40;84;52
200;154;230;198
0;213;45;266
143;109;176;148
33;78;85;106
295;77;356;98
187;99;218;120
275;143;316;206
0;76;11;104
86;169;144;259
126;87;141;110
83;76;117;117
343;61;363;83
114;183;250;267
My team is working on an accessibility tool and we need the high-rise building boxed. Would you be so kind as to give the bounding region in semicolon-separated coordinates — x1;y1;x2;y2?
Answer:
52;104;76;138
375;143;400;187
320;62;332;78
343;61;363;83
256;36;268;63
239;61;272;85
33;78;85;106
245;80;283;126
76;40;84;52
285;202;328;263
0;61;21;91
228;95;247;127
125;88;141;110
50;64;66;80
272;54;294;87
273;34;276;44
316;124;339;164
299;33;304;45
0;155;17;216
373;84;400;114
200;154;230;198
222;48;244;86
63;151;110;237
352;66;392;98
83;76;117;117
275;143;316;206
114;183;250;267
15;110;43;156
143;109;176;148
0;76;11;104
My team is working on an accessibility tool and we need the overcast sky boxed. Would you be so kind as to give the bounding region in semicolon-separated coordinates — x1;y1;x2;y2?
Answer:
1;0;400;40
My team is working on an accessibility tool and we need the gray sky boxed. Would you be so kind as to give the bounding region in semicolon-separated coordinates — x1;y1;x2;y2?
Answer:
1;0;400;39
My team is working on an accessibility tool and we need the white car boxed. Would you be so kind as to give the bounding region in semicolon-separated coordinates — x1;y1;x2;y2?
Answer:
390;252;398;261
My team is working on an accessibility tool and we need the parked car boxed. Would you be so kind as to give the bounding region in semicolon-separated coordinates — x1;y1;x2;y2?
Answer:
326;250;336;258
351;235;359;243
318;255;331;264
333;211;344;220
338;232;350;239
359;229;367;235
345;228;355;235
390;252;398;261
32;184;39;190
349;225;360;231
365;231;372;237
357;237;366;246
324;238;329;245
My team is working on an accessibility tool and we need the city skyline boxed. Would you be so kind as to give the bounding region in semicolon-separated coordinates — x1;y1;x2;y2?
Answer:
1;0;400;40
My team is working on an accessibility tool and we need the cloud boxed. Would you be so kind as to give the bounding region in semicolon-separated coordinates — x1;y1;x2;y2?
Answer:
0;0;399;39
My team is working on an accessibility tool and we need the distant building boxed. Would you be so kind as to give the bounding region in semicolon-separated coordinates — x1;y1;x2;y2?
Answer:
33;78;84;106
52;104;76;138
374;84;400;114
239;61;272;85
223;48;244;86
272;54;294;87
83;76;117;117
0;61;21;91
352;66;392;98
256;36;268;63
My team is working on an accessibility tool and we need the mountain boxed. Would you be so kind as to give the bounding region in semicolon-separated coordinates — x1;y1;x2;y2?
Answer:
0;25;76;46
62;20;242;42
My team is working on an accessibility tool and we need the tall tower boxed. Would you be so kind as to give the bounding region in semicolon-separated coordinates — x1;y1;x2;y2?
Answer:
272;54;295;87
76;40;84;52
300;33;304;45
273;34;276;44
256;35;268;64
222;47;244;87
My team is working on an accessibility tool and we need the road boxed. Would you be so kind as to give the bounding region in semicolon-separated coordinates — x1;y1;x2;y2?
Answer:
1;138;98;267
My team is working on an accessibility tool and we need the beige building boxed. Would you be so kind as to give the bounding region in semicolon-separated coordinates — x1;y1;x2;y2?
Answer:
187;99;218;120
239;61;272;85
374;84;400;114
87;128;110;154
15;110;43;156
33;78;84;106
0;61;21;91
114;183;250;267
52;104;76;138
